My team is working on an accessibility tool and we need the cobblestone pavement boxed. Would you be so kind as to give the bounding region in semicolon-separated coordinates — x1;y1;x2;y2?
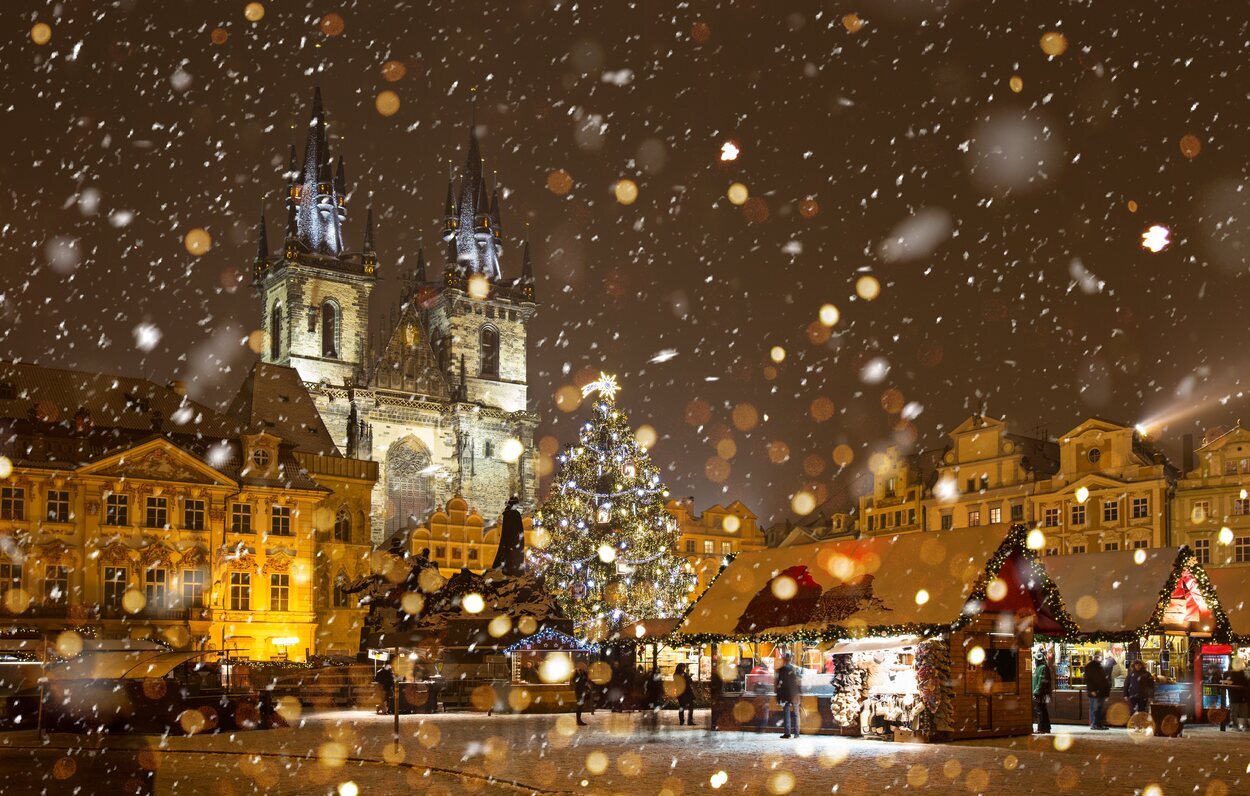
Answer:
1;709;1248;794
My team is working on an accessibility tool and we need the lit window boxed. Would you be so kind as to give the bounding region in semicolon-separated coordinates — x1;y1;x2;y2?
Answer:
230;572;251;611
0;563;21;599
333;508;351;542
721;542;732;554
46;490;70;523
182;570;205;608
145;568;167;609
103;567;128;609
183;500;206;531
480;326;500;377
270;574;289;612
1104;501;1120;523
1236;537;1250;564
0;487;25;521
989;507;1002;524
231;503;252;533
145;497;168;529
967;510;981;527
703;540;714;554
1193;539;1211;564
105;494;128;526
270;505;292;537
44;566;68;605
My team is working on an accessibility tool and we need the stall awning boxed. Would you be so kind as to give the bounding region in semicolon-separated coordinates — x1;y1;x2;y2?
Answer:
823;635;924;654
1036;547;1218;638
616;618;680;642
1206;567;1250;639
674;523;1026;642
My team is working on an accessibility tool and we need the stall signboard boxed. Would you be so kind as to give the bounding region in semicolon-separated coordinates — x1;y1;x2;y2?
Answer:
1162;571;1213;633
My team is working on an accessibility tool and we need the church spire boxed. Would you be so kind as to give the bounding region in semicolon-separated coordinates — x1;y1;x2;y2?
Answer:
295;87;346;257
363;205;375;252
255;210;269;265
414;248;426;283
334;155;347;197
520;239;535;302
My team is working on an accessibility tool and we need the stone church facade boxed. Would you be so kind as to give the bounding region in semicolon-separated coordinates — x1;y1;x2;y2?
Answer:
253;89;538;542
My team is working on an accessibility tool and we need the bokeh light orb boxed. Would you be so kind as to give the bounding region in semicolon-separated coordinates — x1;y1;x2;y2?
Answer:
31;23;53;45
375;91;401;117
184;228;212;256
244;3;265;22
1040;31;1068;56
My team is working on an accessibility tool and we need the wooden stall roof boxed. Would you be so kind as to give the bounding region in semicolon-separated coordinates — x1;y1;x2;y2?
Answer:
1206;567;1250;639
674;524;1024;643
1035;547;1195;635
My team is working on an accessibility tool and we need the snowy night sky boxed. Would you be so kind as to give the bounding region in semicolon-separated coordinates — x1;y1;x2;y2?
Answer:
4;1;1249;523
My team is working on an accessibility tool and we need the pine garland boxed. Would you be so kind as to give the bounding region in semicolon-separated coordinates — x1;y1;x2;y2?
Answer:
915;638;954;735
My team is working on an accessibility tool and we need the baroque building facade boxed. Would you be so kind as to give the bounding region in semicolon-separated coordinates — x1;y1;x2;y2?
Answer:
253;89;538;544
1175;425;1250;567
0;361;375;661
666;498;767;597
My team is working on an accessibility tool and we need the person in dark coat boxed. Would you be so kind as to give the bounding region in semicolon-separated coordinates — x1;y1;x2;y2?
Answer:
490;496;527;575
675;663;696;726
1123;659;1155;715
643;665;665;729
572;666;591;726
1084;651;1111;729
774;652;801;738
375;663;396;715
1031;650;1053;733
1224;666;1250;730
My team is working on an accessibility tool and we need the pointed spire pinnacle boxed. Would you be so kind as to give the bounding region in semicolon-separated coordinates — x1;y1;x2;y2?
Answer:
335;155;347;197
489;185;502;238
286;143;299;183
521;239;533;282
363;206;375;252
255;210;269;264
415;248;426;282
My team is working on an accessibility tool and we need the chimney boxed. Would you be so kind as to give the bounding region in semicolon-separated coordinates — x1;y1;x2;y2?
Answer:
168;380;187;397
1182;434;1195;475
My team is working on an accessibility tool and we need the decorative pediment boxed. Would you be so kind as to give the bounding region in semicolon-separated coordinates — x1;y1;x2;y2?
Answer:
179;546;208;569
97;542;133;566
950;414;1007;436
218;543;256;571
262;550;295;574
1058;473;1129;494
37;541;79;567
140;543;176;570
1062;417;1131;440
79;439;234;487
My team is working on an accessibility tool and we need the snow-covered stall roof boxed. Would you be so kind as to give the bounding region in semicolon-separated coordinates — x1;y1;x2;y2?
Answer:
674;524;1025;643
1036;548;1221;638
1204;567;1249;639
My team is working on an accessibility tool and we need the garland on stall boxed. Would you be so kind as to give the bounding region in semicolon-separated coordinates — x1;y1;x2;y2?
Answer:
914;638;954;736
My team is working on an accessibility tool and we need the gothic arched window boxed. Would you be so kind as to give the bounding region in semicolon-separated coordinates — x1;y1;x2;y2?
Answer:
270;303;282;360
480;326;499;378
333;507;351;543
321;301;339;359
385;436;434;534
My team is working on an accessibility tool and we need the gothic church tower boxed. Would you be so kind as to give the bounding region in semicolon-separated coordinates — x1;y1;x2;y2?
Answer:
254;90;537;543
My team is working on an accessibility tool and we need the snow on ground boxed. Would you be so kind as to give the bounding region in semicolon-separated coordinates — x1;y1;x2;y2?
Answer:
2;709;1248;794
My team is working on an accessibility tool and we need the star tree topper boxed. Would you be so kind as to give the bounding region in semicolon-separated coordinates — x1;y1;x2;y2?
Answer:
581;372;620;402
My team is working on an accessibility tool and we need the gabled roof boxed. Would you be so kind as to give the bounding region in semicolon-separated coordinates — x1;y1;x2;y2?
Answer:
0;360;236;437
75;437;237;488
949;414;1007;436
1062;416;1133;438
1196;424;1250;453
227;361;338;455
724;500;757;519
675;524;1026;642
367;304;450;399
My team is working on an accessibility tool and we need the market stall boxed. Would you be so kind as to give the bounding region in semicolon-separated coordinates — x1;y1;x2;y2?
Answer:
672;524;1049;741
1033;547;1227;729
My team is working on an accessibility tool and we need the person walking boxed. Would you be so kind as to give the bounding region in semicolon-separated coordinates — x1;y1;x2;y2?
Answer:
572;665;591;726
375;662;396;716
1225;666;1250;730
1032;650;1053;733
1123;659;1155;715
643;665;665;730
1084;651;1111;729
675;663;696;726
775;652;801;739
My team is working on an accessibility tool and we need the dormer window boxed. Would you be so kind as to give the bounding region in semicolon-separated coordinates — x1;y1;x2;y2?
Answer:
251;449;271;469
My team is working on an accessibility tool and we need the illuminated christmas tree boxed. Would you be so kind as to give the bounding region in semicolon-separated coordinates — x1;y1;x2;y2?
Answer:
530;373;693;638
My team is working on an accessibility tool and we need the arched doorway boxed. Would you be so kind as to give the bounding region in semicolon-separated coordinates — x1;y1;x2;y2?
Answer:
385;436;434;534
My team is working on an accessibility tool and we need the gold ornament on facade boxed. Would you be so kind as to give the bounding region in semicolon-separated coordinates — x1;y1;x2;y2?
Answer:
98;543;132;566
263;552;294;574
